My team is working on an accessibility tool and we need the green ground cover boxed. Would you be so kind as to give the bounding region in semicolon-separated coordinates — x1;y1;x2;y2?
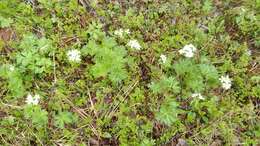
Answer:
0;0;259;145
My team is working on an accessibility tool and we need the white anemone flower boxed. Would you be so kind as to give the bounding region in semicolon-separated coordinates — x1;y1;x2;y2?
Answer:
114;29;130;37
160;54;167;64
179;44;197;58
191;93;205;100
127;39;141;50
9;65;15;71
219;75;232;90
26;94;40;105
67;49;81;63
114;29;124;37
124;29;130;34
246;50;252;56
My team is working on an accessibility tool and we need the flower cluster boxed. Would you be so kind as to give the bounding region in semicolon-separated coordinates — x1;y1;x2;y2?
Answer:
26;94;40;105
179;44;197;58
114;29;130;37
191;93;205;100
67;49;81;63
160;54;167;64
9;65;15;71
219;75;232;90
246;49;252;56
127;39;141;50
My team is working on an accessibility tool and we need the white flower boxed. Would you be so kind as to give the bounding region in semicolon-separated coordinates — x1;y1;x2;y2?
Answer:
125;29;130;34
246;50;252;56
67;49;81;63
219;75;232;90
160;54;167;64
191;93;205;100
114;29;124;37
9;65;15;71
114;29;130;37
179;44;197;58
127;39;141;50
26;94;40;105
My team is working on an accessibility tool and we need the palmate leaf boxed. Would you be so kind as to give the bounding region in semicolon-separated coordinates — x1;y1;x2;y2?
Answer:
7;71;25;97
0;64;25;97
90;62;110;78
140;138;155;146
24;106;48;127
202;0;213;13
54;111;77;128
173;58;219;92
108;66;127;83
83;36;127;83
156;98;181;126
149;76;180;94
185;74;204;92
173;59;194;76
82;39;99;55
0;15;13;28
199;64;219;87
16;34;53;74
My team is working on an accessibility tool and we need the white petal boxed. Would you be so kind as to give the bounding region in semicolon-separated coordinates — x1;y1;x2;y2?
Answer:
179;44;196;58
114;29;124;37
26;93;41;105
67;49;81;62
26;94;34;104
125;29;130;34
127;40;141;50
191;93;205;100
9;65;15;71
219;75;232;90
160;54;167;63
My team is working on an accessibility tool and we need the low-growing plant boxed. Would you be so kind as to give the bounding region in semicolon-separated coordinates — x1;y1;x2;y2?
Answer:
24;105;48;128
0;15;13;28
82;23;128;83
156;98;182;126
54;111;78;129
0;0;259;145
0;64;25;97
15;34;53;75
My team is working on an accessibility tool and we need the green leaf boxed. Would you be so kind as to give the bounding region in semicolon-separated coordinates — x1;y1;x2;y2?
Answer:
251;76;260;83
15;34;53;74
173;59;194;76
140;138;155;146
24;106;48;127
82;35;127;83
54;111;77;128
185;74;204;91
156;98;181;126
0;64;25;97
0;15;13;28
199;64;219;86
202;0;213;13
149;76;180;94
